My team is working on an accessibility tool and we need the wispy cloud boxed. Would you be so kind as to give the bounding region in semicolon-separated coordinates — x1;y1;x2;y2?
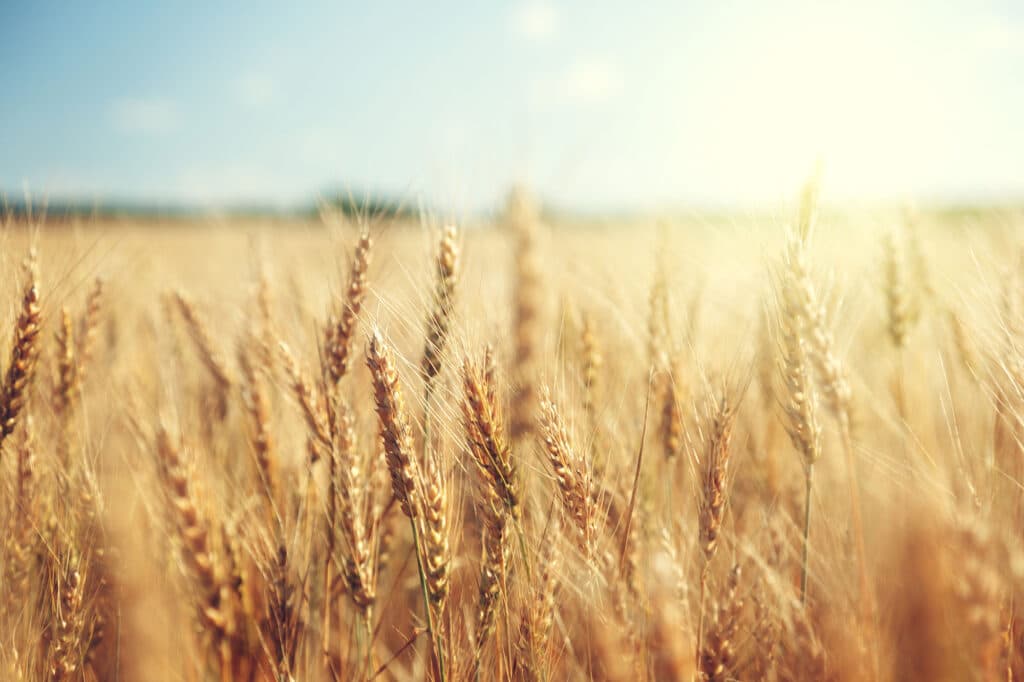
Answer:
233;72;277;108
564;57;622;102
510;1;559;41
109;97;179;134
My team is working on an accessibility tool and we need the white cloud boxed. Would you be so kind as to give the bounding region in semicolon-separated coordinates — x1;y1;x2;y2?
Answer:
234;72;277;107
510;2;559;41
564;58;622;102
109;97;179;134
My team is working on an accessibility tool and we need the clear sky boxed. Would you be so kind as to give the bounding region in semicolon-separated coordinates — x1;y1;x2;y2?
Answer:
2;1;1023;212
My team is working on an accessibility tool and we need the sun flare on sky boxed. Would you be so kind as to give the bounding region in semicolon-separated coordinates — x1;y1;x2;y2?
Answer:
663;2;1020;207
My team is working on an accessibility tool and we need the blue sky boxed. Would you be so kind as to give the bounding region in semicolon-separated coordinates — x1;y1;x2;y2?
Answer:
2;1;1023;212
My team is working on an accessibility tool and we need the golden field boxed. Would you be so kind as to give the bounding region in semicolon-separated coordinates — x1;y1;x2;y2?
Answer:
1;193;1023;680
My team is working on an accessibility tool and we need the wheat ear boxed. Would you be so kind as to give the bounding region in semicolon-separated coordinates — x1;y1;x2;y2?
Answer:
325;230;371;384
0;254;42;450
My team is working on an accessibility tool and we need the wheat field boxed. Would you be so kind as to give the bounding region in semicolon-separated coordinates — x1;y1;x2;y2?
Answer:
1;190;1022;681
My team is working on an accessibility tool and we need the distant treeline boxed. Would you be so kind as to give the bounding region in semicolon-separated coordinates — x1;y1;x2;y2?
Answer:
1;192;418;222
316;194;419;219
2;192;1019;224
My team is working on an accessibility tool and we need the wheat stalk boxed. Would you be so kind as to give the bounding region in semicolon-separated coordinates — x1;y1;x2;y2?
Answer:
538;386;595;553
778;233;822;606
0;254;42;450
174;292;233;419
325;230;372;384
365;329;446;681
696;392;737;669
508;188;541;445
75;277;103;383
422;225;460;393
461;350;519;519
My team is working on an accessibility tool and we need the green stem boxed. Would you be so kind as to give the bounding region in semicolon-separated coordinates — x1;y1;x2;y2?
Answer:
409;516;446;682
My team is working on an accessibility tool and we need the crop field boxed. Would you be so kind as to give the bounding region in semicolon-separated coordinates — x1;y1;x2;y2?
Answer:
0;190;1021;681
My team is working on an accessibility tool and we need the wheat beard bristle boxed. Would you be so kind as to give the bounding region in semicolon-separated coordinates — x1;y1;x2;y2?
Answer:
366;330;419;519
